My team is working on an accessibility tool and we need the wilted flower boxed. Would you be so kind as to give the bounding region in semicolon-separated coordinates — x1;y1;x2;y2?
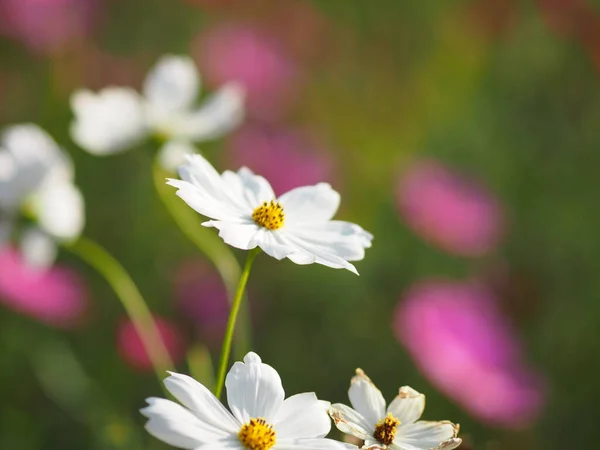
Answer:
396;159;503;257
117;315;186;371
225;124;334;195
141;351;350;450
394;279;545;428
196;24;297;120
167;153;372;274
0;124;85;267
329;369;461;450
70;55;244;171
0;0;97;55
0;246;87;328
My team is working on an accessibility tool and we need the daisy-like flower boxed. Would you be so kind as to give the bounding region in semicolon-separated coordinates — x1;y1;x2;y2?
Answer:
70;54;244;171
329;370;461;450
141;351;351;450
166;153;373;274
0;124;85;267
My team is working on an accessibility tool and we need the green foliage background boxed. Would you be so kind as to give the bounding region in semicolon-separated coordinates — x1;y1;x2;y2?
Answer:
1;1;599;449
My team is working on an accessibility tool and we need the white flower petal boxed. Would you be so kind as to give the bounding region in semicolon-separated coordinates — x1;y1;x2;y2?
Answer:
164;372;240;433
225;351;285;424
275;438;357;450
0;125;63;207
348;370;386;428
2;124;62;165
172;82;245;141
237;167;276;207
328;403;372;440
254;229;296;260
33;181;85;241
395;421;460;450
167;179;248;223
386;387;425;425
144;55;200;117
175;154;252;216
202;221;260;250
158;140;196;173
278;183;340;225
0;150;28;209
192;437;244;450
141;397;229;448
279;231;358;274
70;88;147;155
19;227;57;269
284;221;372;263
274;393;331;440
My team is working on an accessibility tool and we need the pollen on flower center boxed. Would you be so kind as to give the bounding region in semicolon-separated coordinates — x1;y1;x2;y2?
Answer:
373;413;401;446
252;200;284;230
238;418;276;450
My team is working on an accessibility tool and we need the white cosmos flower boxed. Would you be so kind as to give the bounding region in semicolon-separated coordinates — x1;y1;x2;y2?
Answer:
141;352;353;450
70;55;245;171
166;152;373;274
329;370;461;450
0;124;85;267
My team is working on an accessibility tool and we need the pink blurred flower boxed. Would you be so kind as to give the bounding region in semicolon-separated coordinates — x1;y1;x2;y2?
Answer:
394;279;545;428
224;124;335;195
195;24;298;120
0;0;97;54
0;246;88;328
117;315;186;371
174;260;229;348
396;159;504;257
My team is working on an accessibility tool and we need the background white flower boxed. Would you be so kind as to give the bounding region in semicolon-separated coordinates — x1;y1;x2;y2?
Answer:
0;124;85;267
329;369;461;450
70;54;245;171
141;351;352;450
167;153;373;274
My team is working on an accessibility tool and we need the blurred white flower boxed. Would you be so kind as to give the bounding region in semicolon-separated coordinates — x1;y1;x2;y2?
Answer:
167;153;373;274
329;370;462;450
0;124;85;267
70;55;245;171
141;351;351;450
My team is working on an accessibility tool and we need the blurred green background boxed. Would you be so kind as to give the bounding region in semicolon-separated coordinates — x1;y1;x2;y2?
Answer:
1;1;600;449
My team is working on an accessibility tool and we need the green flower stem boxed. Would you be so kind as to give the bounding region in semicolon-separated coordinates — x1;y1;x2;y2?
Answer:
66;236;173;382
152;163;252;359
214;248;260;399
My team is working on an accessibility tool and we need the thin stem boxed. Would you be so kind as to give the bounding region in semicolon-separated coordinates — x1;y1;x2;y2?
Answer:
152;163;252;358
214;248;260;399
66;236;173;382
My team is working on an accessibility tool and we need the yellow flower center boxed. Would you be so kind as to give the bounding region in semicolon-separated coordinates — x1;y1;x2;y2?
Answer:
238;418;276;450
252;200;285;230
373;413;401;446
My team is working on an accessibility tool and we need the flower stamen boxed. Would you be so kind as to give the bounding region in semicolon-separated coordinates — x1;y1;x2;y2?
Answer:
252;200;284;230
373;413;401;446
238;418;276;450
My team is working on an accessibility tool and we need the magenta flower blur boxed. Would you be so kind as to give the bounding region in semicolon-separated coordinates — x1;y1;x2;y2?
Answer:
195;24;298;120
0;0;96;54
394;279;545;428
224;124;334;195
117;315;185;371
397;159;504;257
0;246;87;328
174;259;229;347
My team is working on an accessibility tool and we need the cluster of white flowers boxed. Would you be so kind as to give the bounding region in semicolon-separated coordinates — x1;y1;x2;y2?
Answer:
142;352;461;450
0;124;84;267
1;50;462;450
